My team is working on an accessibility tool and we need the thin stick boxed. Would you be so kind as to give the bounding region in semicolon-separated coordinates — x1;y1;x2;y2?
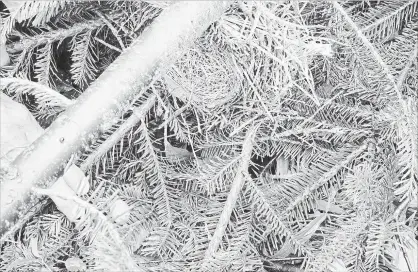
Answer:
95;12;126;51
94;37;122;53
204;127;255;260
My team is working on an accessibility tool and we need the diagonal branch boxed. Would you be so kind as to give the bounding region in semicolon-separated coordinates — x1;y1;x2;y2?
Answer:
0;1;230;237
204;127;255;259
284;144;368;217
139;121;173;223
80;94;156;171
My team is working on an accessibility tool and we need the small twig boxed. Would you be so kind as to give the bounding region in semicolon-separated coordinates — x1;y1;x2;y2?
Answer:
264;256;307;262
157;100;190;130
95;12;126;51
298;85;343;128
94;37;122;53
203;127;255;260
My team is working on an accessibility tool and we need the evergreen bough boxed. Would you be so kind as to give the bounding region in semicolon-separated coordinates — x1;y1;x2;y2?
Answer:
0;1;417;271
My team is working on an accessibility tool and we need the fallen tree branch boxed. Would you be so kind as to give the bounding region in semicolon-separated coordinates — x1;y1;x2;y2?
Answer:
0;1;229;236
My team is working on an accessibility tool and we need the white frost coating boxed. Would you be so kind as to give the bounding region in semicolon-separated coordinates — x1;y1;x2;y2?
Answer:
63;164;90;195
47;177;86;222
109;198;131;225
65;256;87;272
1;93;90;223
0;77;74;108
1;1;230;236
0;41;10;67
0;93;44;160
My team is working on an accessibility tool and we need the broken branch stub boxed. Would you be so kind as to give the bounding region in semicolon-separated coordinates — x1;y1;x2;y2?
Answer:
0;1;230;236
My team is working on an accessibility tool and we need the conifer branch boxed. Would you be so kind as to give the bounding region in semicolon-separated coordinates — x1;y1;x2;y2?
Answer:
70;30;99;88
1;0;70;37
33;42;57;86
247;177;312;257
137;121;173;223
284;144;368;218
0;1;230;237
6;18;108;54
361;1;418;41
204;127;255;259
332;1;407;114
1;77;73;108
80;94;156;171
1;1;417;271
33;188;145;272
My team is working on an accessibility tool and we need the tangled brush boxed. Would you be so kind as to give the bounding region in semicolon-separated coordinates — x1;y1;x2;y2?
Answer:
1;1;417;271
164;42;241;110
